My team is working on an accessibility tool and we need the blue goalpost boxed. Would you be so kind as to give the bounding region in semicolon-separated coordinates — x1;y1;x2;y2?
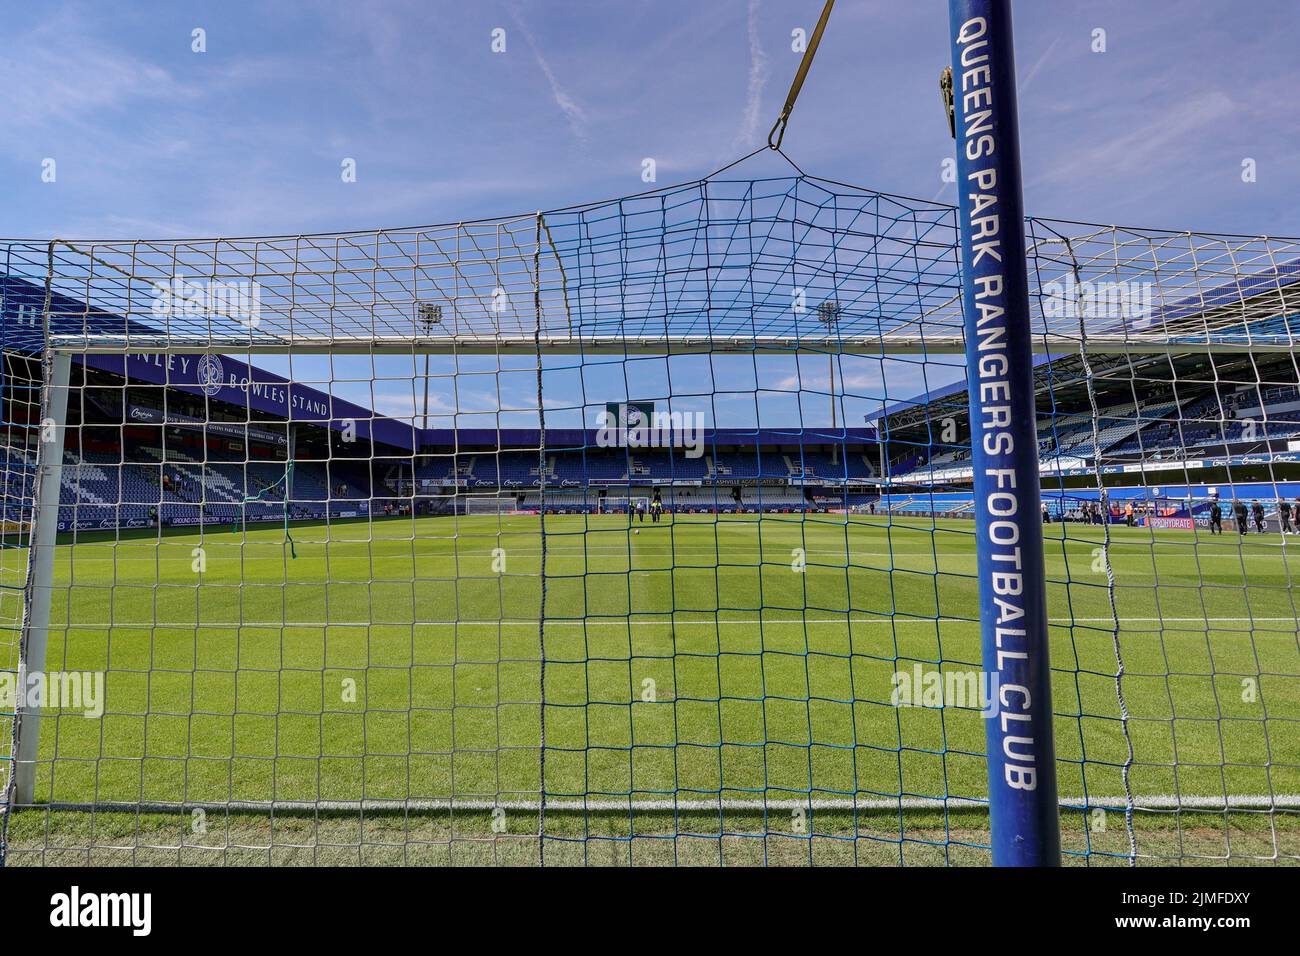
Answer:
948;0;1061;865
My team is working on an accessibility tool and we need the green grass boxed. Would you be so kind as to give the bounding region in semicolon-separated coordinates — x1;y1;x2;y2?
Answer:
6;512;1300;865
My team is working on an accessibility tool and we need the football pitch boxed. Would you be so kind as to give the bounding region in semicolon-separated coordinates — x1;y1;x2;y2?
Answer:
6;512;1299;865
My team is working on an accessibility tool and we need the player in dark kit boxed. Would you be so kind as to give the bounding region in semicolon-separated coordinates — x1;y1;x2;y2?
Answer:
1252;500;1266;533
1233;499;1248;534
1279;499;1293;535
1209;500;1222;534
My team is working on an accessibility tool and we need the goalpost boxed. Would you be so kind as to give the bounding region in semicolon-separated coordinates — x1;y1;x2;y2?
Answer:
597;496;650;516
2;0;1298;868
949;0;1058;865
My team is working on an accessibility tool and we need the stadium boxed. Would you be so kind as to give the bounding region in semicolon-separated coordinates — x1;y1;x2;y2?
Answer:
880;261;1300;523
3;269;882;532
1;0;1298;877
10;257;1300;542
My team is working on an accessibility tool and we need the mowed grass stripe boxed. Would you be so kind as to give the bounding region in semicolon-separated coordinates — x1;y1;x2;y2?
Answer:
26;514;1299;820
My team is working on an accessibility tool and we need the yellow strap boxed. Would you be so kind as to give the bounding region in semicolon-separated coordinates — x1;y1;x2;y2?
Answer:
767;0;836;150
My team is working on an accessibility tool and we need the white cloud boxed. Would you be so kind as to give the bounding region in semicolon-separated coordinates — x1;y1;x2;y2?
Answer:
0;19;188;131
735;0;770;150
511;7;588;143
1018;33;1060;95
1034;91;1238;187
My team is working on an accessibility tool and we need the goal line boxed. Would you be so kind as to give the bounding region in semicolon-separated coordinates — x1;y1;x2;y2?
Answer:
18;794;1300;814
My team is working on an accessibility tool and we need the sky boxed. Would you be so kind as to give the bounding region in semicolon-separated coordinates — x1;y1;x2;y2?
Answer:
3;0;1298;430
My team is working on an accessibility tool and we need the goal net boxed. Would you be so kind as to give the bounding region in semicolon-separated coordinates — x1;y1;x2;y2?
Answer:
462;495;526;517
1;175;1298;865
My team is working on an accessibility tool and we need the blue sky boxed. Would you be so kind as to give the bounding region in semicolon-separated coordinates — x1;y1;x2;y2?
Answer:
4;0;1298;429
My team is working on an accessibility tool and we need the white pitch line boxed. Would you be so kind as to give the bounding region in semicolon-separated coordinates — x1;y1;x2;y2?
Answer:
65;545;1300;559
49;616;1300;628
14;794;1300;814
